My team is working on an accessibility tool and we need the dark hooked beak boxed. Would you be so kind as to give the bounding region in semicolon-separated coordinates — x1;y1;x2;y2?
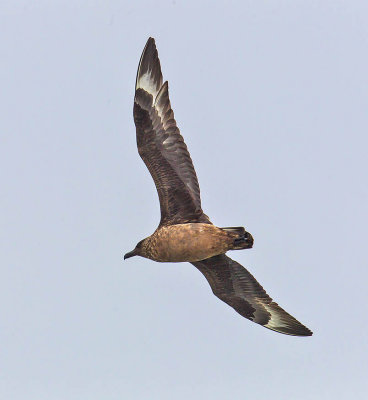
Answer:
244;231;254;248
124;250;136;260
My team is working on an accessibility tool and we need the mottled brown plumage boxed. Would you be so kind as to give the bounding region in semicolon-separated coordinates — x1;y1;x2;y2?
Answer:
124;37;312;337
135;224;253;262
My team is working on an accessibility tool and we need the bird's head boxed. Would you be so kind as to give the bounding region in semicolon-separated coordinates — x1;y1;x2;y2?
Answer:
124;239;145;260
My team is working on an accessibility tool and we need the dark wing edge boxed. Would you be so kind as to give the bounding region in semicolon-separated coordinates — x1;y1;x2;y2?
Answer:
133;38;210;226
192;254;312;337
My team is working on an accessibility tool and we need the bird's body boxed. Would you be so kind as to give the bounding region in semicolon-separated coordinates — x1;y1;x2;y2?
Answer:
132;223;252;263
125;37;313;337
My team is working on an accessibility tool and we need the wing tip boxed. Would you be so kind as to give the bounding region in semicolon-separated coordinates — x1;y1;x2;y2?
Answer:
299;325;313;336
135;37;163;98
284;327;313;337
264;320;313;337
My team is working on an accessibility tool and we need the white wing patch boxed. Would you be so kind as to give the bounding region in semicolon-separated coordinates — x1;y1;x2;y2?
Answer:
136;71;160;102
154;82;171;127
263;303;290;330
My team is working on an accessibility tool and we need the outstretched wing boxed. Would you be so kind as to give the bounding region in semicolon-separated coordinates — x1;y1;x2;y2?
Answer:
133;38;210;226
192;254;312;336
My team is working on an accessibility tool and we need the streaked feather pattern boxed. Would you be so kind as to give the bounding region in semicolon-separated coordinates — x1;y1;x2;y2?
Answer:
192;254;312;336
133;38;209;226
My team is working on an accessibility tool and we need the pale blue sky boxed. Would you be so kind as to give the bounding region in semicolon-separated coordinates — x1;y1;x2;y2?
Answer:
1;1;368;399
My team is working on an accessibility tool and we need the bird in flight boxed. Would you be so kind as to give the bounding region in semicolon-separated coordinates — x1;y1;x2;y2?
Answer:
125;37;312;337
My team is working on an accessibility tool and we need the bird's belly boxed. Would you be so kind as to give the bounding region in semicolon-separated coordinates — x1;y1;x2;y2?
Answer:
151;223;230;262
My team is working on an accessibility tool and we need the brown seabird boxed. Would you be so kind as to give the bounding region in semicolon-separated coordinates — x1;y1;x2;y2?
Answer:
125;38;312;337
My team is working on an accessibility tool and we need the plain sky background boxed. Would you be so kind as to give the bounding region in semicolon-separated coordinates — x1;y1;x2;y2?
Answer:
1;1;368;399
